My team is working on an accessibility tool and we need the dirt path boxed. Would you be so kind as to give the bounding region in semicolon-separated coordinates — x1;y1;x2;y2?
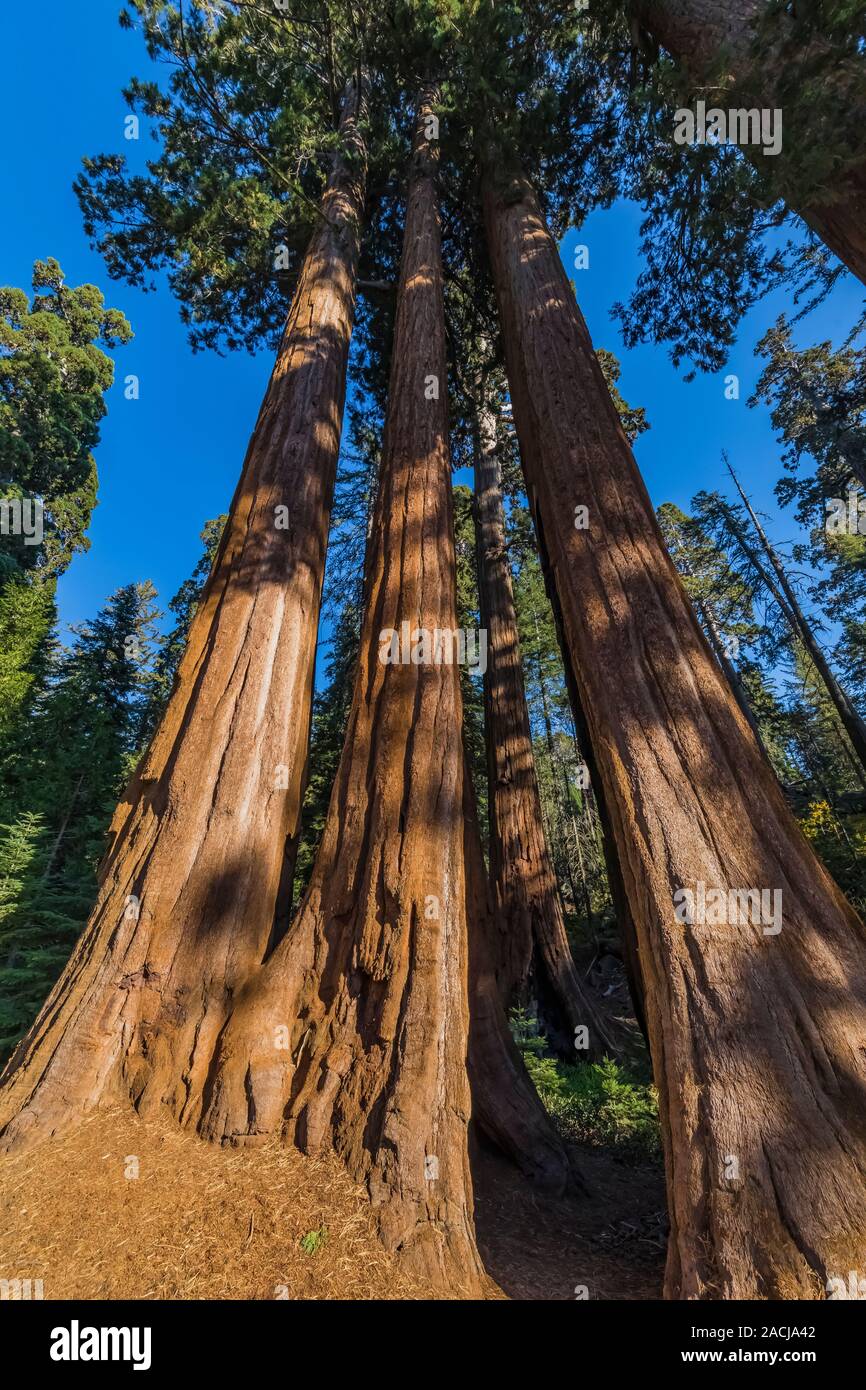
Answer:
474;1140;666;1300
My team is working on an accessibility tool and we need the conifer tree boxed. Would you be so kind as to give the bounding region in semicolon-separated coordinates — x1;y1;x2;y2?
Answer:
0;19;370;1151
632;0;866;282
482;144;866;1299
0;259;132;744
694;467;866;777
0;583;161;1056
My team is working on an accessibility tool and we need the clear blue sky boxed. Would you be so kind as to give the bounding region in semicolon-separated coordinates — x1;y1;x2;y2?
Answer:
1;1;862;662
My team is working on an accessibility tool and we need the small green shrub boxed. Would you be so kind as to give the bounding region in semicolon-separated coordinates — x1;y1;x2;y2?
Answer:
511;1010;661;1162
299;1227;328;1255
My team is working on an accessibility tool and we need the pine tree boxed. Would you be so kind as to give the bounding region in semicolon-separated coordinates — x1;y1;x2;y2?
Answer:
142;515;226;740
0;584;162;1057
0;258;131;743
657;501;776;760
755;316;866;497
659;498;866;893
753;316;866;704
694;466;866;778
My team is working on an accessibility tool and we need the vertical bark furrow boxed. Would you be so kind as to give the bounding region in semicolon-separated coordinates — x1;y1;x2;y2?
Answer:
0;77;369;1151
473;394;615;1057
484;164;866;1298
195;85;487;1291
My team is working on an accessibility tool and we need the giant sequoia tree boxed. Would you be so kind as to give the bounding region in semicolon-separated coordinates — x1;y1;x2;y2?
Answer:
0;56;368;1150
195;85;566;1288
0;48;567;1289
482;153;866;1297
4;0;866;1303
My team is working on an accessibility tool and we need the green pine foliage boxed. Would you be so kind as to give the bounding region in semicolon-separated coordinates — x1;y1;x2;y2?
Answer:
0;583;161;1058
0;571;56;750
588;0;859;376
662;495;866;906
141;515;226;742
0;812;97;1058
752;317;866;705
0;257;131;746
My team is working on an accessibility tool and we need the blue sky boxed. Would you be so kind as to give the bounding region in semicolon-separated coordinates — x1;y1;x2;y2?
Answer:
2;1;863;667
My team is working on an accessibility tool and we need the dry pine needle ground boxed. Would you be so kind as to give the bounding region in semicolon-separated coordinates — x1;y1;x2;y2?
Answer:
0;1106;498;1300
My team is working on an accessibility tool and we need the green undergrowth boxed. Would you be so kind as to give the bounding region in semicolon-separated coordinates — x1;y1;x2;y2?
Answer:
511;1008;661;1164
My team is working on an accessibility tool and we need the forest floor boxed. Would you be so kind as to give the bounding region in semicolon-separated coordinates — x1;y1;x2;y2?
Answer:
474;1140;665;1300
0;1104;664;1300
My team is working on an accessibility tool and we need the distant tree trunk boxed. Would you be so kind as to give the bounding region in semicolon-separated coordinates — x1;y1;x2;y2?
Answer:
662;520;770;757
723;457;866;779
196;90;569;1293
461;746;577;1194
530;497;649;1043
484;160;866;1299
696;597;762;740
39;771;85;885
473;395;614;1057
634;0;866;283
531;610;585;915
0;77;368;1152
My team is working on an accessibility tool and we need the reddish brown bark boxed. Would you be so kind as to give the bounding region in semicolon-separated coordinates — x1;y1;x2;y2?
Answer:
473;395;615;1058
634;0;866;282
484;163;866;1299
0;78;368;1152
462;750;580;1193
195;90;568;1291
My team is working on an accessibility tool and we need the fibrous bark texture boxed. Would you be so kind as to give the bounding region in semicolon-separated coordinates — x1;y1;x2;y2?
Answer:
473;398;614;1058
634;0;866;282
0;78;368;1153
196;89;568;1292
484;164;866;1299
462;748;577;1193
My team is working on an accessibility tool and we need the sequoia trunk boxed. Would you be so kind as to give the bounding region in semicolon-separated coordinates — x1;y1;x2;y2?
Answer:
473;397;614;1057
197;91;568;1292
634;0;866;282
0;78;368;1151
484;163;866;1299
